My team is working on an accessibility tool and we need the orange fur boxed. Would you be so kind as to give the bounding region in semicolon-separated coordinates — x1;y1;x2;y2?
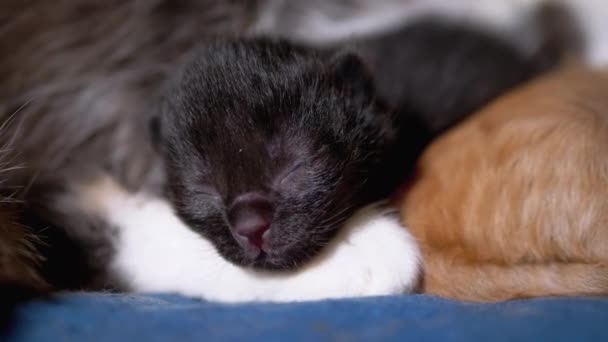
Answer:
399;65;608;302
0;203;46;290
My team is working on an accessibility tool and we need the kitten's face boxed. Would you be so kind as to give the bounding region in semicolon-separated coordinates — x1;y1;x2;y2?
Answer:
157;40;400;270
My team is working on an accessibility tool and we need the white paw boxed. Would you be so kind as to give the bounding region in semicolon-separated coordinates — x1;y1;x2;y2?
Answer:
73;177;420;302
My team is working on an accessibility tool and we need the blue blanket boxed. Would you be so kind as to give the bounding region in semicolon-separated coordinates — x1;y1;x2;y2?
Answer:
5;293;608;341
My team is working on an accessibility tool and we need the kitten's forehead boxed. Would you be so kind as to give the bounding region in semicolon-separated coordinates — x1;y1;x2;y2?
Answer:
167;41;366;145
165;39;383;182
189;119;313;194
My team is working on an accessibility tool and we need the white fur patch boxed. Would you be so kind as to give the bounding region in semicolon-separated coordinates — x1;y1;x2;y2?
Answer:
77;177;420;302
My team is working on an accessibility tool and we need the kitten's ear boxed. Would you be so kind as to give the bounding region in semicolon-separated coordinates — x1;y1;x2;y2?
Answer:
328;52;375;99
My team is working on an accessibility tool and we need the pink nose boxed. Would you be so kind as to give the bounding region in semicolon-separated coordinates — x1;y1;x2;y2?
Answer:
233;213;270;249
228;193;273;259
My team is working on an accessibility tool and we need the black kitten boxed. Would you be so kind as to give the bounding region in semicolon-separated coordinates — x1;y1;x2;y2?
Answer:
158;40;406;270
156;20;554;270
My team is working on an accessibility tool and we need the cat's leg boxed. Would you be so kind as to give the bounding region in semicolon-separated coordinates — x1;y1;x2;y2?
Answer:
421;248;608;302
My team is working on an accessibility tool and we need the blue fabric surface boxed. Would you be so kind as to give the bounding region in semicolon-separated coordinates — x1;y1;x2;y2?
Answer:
5;293;608;341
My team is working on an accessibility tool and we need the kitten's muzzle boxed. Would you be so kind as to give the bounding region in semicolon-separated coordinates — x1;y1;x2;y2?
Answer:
228;193;273;260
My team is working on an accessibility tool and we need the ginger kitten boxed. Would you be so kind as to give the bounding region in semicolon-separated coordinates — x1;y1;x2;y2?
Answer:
399;65;608;302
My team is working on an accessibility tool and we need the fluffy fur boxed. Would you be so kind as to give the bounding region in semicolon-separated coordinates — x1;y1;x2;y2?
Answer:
0;0;268;290
0;207;43;290
399;65;608;302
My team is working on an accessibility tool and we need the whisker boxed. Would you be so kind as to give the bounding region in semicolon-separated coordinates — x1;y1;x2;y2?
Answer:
0;97;34;134
0;165;25;173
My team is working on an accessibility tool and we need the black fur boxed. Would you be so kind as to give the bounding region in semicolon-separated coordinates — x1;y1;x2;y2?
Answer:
350;18;554;133
157;20;554;270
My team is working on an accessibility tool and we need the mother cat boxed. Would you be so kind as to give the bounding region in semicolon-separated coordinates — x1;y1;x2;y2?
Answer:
400;64;608;301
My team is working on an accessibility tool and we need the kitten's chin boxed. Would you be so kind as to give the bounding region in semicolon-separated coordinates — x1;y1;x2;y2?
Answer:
244;249;322;272
210;224;332;271
223;243;323;272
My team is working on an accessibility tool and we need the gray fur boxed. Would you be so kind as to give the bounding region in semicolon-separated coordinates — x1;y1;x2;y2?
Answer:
1;1;263;192
0;0;271;288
